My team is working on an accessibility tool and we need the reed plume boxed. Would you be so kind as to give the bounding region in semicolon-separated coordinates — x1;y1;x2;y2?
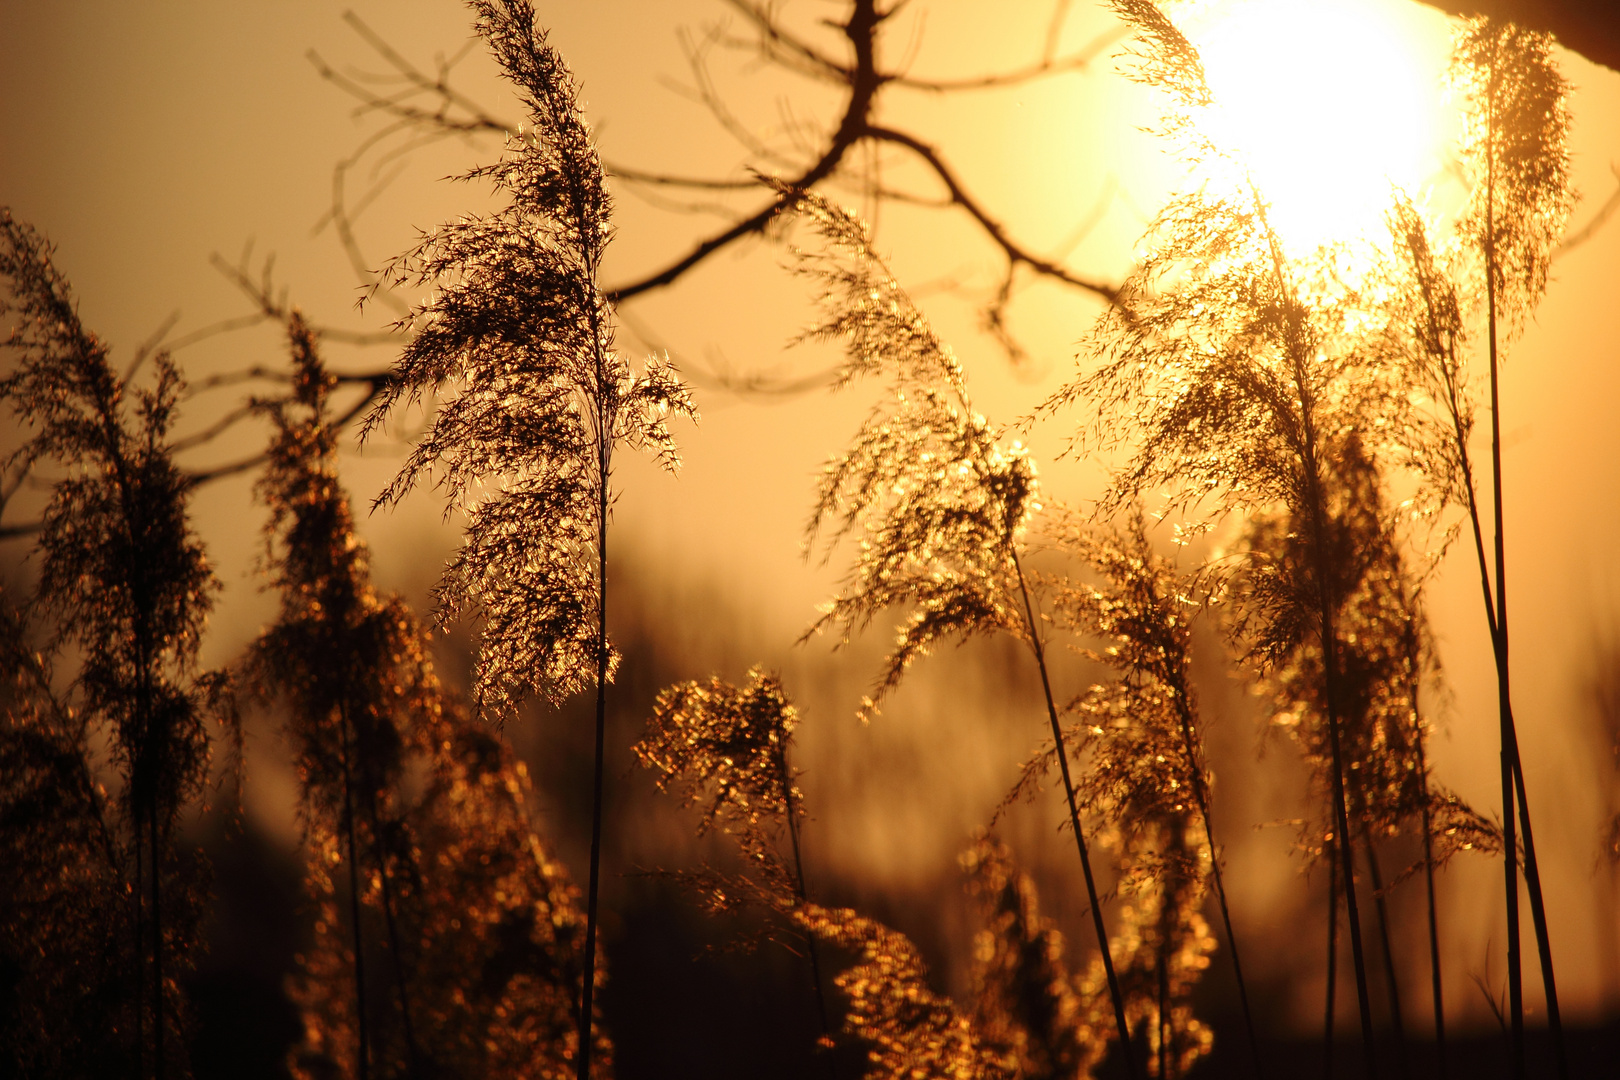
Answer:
1049;3;1449;1068
797;901;1015;1080
1231;436;1496;1074
248;313;416;1078
1;208;220;1080
364;4;694;1074
961;834;1113;1080
784;185;1139;1074
636;668;811;911
638;669;1127;1077
636;668;891;1068
1007;512;1244;1077
0;589;133;1077
1386;20;1574;1074
636;668;833;1047
250;313;597;1080
794;838;1114;1080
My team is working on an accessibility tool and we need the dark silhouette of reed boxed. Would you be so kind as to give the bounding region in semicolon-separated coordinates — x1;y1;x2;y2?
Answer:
363;5;695;1076
1046;4;1483;1071
1388;19;1574;1076
1232;438;1497;1076
782;186;1145;1077
1024;512;1261;1077
250;311;597;1079
792;833;1127;1079
0;589;133;1077
1;210;221;1080
245;313;414;1078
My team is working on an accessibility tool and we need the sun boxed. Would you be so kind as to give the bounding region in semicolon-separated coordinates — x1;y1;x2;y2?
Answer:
1181;0;1454;257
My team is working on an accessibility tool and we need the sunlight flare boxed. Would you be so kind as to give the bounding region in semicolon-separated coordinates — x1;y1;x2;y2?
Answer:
1184;0;1452;255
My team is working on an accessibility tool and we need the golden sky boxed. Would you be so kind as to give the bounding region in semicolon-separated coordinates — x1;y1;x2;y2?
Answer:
4;0;1620;1033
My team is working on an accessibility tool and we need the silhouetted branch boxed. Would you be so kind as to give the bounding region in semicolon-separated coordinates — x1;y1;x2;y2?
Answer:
209;251;398;346
866;125;1118;296
311;0;1127;344
894;23;1124;91
1557;161;1620;254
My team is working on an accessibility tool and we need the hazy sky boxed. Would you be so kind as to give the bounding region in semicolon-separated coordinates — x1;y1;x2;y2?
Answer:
4;0;1619;1028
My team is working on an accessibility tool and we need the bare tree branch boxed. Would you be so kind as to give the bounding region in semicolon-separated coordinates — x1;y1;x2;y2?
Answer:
1557;161;1620;255
865;124;1120;304
893;25;1124;91
312;1;1127;322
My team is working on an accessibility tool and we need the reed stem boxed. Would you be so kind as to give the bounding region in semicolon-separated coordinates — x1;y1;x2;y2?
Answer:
1013;551;1139;1080
1363;837;1408;1078
338;709;370;1080
1325;839;1338;1080
780;743;837;1077
1415;733;1448;1080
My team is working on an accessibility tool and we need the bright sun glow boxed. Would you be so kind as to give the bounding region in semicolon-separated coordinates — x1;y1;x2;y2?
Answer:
1185;0;1452;257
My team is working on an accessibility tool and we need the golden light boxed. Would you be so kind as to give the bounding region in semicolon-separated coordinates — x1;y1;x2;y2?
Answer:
1183;0;1454;257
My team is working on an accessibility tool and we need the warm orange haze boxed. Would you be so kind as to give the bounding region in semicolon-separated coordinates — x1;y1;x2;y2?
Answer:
1190;0;1453;255
2;1;1618;1078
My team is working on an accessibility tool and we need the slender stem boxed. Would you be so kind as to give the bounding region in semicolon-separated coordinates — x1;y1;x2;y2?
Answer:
1308;483;1378;1080
1254;188;1376;1075
1511;743;1566;1077
1484;131;1526;1078
1164;659;1263;1078
1325;839;1338;1080
575;122;616;1080
134;821;144;1080
1477;50;1566;1070
1415;734;1448;1080
1388;557;1446;1078
780;743;836;1075
1012;551;1139;1080
1496;643;1522;1074
1363;837;1408;1079
350;698;422;1072
577;465;608;1080
338;710;370;1080
150;799;165;1080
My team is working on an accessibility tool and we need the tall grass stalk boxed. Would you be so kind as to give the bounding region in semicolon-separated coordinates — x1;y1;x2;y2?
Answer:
1469;22;1569;1072
1232;432;1487;1080
1388;542;1448;1077
1032;514;1261;1077
782;188;1140;1075
247;314;417;1077
1;209;219;1080
1325;842;1338;1080
255;313;592;1080
1051;5;1446;1067
1362;837;1407;1077
365;6;694;1075
1011;518;1231;1076
1416;730;1447;1080
1391;21;1573;1073
1013;556;1140;1077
